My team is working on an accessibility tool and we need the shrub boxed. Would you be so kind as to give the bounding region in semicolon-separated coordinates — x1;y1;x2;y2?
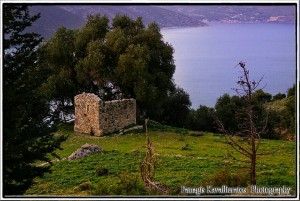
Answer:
75;181;92;191
115;172;147;195
202;168;249;188
187;105;216;132
93;172;147;195
272;93;286;101
95;166;109;176
160;87;191;128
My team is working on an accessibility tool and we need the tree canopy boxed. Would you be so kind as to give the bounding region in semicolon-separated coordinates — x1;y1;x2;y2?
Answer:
43;14;179;121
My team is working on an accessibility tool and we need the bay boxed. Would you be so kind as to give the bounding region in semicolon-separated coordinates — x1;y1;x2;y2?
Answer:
161;23;296;108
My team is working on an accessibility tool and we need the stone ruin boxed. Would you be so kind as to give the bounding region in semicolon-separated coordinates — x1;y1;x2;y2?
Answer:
74;93;136;136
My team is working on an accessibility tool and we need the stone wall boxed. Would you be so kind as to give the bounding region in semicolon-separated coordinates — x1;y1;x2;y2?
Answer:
74;93;102;136
74;93;136;136
100;99;136;134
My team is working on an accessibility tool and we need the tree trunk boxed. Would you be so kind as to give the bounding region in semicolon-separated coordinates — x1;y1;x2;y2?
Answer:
250;152;256;185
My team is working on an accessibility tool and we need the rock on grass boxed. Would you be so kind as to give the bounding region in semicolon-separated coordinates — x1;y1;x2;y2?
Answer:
68;143;102;160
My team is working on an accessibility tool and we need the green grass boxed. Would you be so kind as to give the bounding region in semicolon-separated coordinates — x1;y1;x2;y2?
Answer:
25;123;296;196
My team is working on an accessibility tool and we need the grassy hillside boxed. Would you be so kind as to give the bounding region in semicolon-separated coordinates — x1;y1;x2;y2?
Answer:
25;123;296;196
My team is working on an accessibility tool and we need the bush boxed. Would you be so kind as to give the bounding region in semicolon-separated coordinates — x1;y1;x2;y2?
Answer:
202;168;249;188
95;166;109;176
215;94;242;133
160;87;191;127
272;93;286;101
186;106;216;132
287;84;295;97
75;181;92;191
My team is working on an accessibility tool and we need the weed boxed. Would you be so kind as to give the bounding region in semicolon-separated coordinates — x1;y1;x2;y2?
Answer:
140;118;170;194
181;144;191;151
140;119;157;191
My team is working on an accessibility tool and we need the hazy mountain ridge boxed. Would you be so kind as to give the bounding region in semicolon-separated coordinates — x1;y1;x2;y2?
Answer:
28;5;295;39
29;6;86;38
160;5;295;23
59;5;206;28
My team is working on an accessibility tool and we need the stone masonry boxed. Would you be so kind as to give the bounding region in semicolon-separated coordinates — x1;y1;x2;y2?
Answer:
74;93;136;136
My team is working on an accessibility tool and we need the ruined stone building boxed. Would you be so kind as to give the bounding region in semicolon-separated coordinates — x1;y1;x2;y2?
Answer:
74;93;136;136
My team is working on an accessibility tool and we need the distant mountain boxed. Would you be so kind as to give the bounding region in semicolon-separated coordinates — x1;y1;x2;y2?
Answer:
59;5;206;28
28;5;295;39
29;6;86;39
29;5;206;39
160;5;295;23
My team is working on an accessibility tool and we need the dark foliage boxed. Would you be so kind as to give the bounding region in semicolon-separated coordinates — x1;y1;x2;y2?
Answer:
160;87;191;127
215;94;243;133
213;90;279;139
287;83;295;97
272;93;286;101
285;85;296;133
186;105;216;132
3;5;66;195
95;167;109;177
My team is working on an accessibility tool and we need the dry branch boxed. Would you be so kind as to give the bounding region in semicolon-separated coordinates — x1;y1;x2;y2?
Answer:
215;62;277;185
140;118;169;194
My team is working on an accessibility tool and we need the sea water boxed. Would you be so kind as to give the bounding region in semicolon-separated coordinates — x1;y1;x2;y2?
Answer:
161;23;296;108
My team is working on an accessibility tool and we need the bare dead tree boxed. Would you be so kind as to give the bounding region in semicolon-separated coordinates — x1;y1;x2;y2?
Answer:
140;118;169;194
215;62;278;185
